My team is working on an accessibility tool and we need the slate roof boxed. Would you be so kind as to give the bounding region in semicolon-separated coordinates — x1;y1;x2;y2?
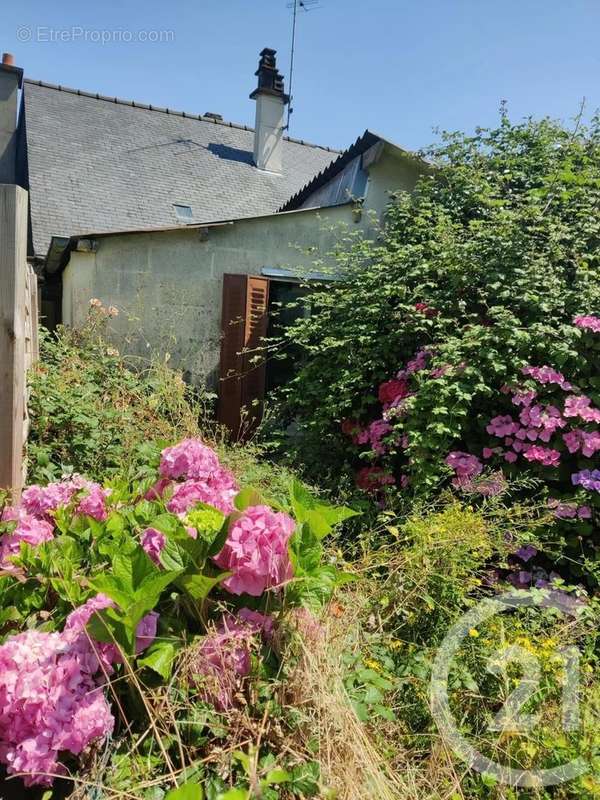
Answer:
22;79;339;258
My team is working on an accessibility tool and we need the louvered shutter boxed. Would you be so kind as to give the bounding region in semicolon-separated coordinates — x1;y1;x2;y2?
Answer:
218;274;270;439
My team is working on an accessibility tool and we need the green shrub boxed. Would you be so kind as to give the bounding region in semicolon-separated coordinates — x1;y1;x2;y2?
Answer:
275;115;600;510
28;311;208;483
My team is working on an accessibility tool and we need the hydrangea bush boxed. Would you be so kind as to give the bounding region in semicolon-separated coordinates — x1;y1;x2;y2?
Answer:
275;116;600;564
0;438;355;787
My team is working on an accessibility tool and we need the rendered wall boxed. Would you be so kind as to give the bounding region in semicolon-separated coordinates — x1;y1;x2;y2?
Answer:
62;204;355;387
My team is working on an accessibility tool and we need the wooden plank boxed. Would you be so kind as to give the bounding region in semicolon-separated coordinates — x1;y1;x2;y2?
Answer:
0;185;28;500
29;266;39;364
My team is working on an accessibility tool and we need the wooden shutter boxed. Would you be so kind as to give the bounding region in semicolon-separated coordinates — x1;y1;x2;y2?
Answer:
218;274;270;439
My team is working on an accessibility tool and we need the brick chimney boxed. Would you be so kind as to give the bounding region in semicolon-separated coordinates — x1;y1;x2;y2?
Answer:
249;48;289;174
0;53;23;184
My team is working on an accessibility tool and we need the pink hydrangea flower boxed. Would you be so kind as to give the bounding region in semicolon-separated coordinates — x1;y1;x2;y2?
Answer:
77;484;111;522
548;499;592;520
445;451;482;487
522;445;561;467
144;477;171;501
504;451;518;463
521;365;572;391
378;378;410;407
167;474;236;515
190;610;272;710
213;505;295;596
487;415;519;437
64;594;159;668
405;347;431;374
355;466;395;492
511;389;537;407
413;302;438;318
0;508;54;567
0;625;114;786
580;430;600;457
430;364;450;379
367;418;392;455
21;475;95;520
140;528;166;566
159;438;220;481
573;314;600;333
563;395;600;424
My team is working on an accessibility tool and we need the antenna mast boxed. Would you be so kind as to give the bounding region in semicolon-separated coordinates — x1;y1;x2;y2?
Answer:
286;0;319;131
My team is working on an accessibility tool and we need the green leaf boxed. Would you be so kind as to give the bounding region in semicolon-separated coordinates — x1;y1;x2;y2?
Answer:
234;486;265;511
164;782;204;800
86;606;133;653
177;569;231;601
138;640;177;680
289;478;358;539
216;790;248;800
262;768;291;786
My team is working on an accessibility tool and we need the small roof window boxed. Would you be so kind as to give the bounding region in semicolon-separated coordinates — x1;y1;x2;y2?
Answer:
174;203;193;221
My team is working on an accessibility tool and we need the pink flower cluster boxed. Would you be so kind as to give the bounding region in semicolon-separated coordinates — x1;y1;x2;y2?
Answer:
140;527;166;566
354;418;392;455
0;594;158;786
483;382;600;471
521;365;572;391
0;507;54;567
563;395;600;424
402;347;431;377
445;451;482;488
1;477;112;568
0;628;114;786
63;593;158;672
548;499;592;520
342;348;434;493
160;439;220;481
190;609;273;710
563;429;600;457
522;445;561;467
378;378;411;408
574;314;600;333
149;439;238;516
479;358;599;519
22;476;110;522
414;302;439;317
213;505;295;596
355;466;396;493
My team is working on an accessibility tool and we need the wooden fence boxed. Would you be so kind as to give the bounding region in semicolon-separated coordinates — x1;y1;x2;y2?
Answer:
0;185;38;501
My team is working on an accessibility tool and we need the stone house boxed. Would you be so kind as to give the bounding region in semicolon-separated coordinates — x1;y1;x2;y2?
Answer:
0;48;427;433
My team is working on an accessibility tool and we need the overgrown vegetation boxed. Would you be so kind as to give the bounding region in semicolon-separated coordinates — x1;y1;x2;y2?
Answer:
4;115;600;799
275;114;600;506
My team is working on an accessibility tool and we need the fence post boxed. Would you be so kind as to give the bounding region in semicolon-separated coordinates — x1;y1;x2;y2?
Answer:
0;184;28;500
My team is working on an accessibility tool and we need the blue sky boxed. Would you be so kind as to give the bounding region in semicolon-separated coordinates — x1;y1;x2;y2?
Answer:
4;0;600;152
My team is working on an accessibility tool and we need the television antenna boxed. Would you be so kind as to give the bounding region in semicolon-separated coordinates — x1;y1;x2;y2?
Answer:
285;0;321;131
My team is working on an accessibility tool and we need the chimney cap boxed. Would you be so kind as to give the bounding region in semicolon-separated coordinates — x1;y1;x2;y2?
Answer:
0;53;23;88
250;47;289;104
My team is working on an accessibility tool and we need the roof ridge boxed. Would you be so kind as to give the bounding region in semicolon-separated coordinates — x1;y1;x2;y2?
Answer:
22;78;341;153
